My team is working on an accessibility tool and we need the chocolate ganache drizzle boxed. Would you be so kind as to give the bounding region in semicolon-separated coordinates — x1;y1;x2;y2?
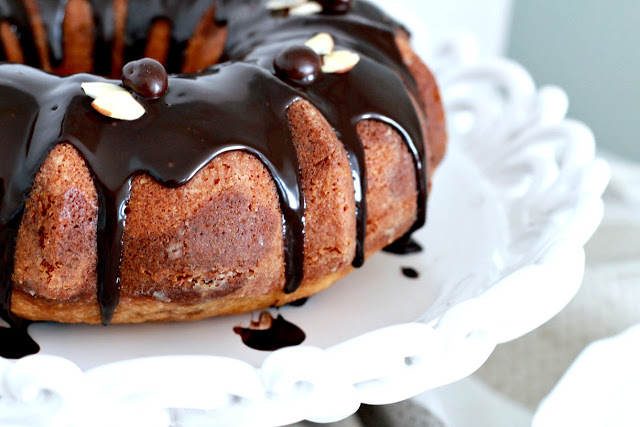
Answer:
0;0;428;356
0;0;41;65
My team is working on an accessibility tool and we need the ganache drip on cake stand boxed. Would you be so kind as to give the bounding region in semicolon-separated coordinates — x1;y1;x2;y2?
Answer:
0;0;428;358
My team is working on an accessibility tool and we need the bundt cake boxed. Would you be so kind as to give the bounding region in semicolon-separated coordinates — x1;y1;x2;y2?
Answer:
0;0;447;354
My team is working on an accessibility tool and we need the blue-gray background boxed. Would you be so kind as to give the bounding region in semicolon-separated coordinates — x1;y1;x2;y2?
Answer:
509;0;639;160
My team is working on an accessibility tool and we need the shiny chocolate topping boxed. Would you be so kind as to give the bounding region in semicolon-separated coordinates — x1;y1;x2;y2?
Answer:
0;0;429;358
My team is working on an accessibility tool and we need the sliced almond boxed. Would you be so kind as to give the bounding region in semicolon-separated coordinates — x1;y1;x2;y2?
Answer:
266;0;306;11
91;92;145;121
81;82;127;100
322;50;361;74
305;32;335;56
290;1;322;16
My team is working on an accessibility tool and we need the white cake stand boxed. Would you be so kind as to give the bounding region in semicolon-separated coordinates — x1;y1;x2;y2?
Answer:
0;9;609;427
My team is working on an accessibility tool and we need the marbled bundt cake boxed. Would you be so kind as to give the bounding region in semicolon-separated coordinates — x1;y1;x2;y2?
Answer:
0;0;446;344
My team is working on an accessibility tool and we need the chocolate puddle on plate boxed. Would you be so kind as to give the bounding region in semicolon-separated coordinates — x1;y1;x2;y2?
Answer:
0;324;39;359
401;267;420;279
234;311;306;351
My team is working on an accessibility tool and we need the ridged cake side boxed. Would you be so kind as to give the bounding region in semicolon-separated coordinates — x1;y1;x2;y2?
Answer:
11;98;425;323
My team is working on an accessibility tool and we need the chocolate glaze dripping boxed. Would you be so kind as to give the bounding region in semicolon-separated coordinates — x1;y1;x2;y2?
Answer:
232;6;426;267
125;0;217;74
34;0;69;68
87;0;115;76
95;183;129;325
0;0;429;354
0;211;39;359
0;0;42;67
54;64;306;322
